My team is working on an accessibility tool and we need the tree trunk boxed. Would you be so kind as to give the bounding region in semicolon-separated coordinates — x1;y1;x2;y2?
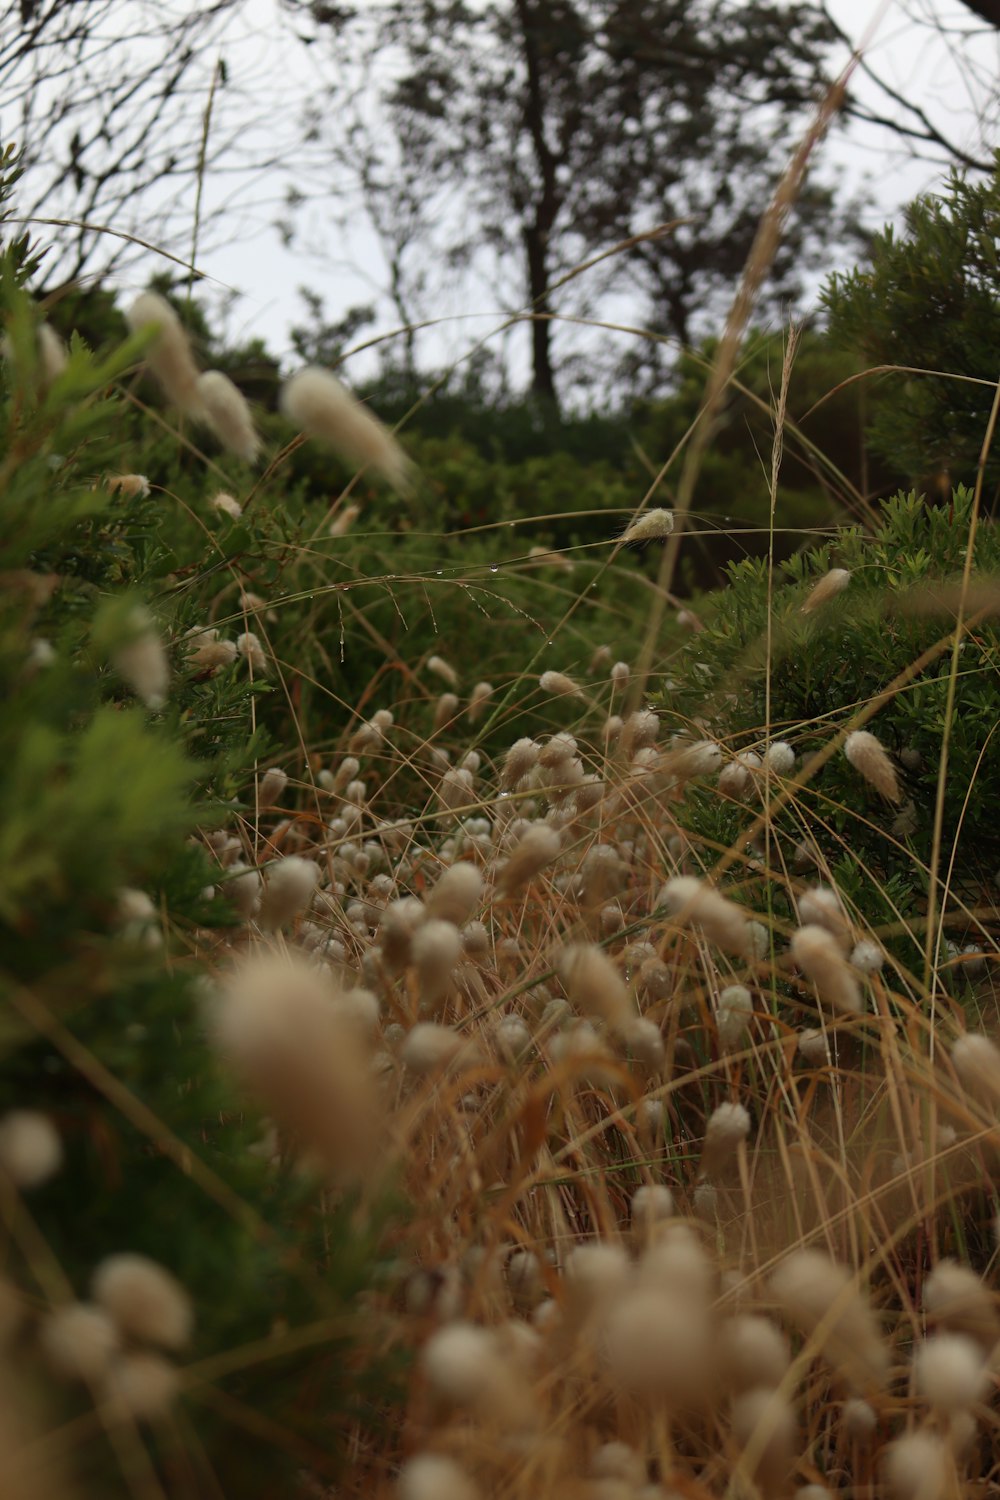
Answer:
523;220;557;403
956;0;1000;23
514;0;561;411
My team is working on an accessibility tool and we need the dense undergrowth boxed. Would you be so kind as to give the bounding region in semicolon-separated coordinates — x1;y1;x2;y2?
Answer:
3;141;1000;1500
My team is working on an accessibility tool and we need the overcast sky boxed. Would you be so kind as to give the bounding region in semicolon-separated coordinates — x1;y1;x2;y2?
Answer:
112;0;997;378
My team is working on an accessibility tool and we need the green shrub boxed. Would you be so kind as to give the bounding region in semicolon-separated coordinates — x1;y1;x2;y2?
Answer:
823;157;1000;494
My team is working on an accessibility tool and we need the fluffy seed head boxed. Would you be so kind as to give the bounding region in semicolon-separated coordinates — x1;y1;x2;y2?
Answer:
716;984;753;1050
38;322;68;383
502;737;539;789
209;950;379;1171
330;502;361;535
764;741;795;774
951;1033;1000;1106
468;681;493;722
258;766;288;806
565;1242;630;1312
106;472;151;499
718;1314;790;1392
639;1224;713;1302
258;856;319;930
223;863;262;919
603;1289;712;1404
663;738;722;781
114;607;169;708
0;1111;62;1189
851;939;885;975
210;491;242;520
92;1254;192;1350
730;1387;797;1489
126;292;204;416
103;1351;180;1418
791;925;863;1015
844;729;900;801
281;366;411;491
798;885;850;944
195;370;260;462
421;1323;528;1426
506;1248;543;1308
411;919;462;1007
924;1259;998;1345
801;567;850;614
427;654;458;687
400;1022;464;1074
398;1454;481;1500
40;1304;119;1381
622;507;674;543
701;1101;751;1176
187;630;237;671
914;1333;986;1411
883;1432;948;1500
770;1249;888;1390
843;1396;877;1440
559;943;632;1031
497;823;561;895
630;1185;674;1247
425;863;483;926
539;670;582;699
236;631;268;674
658;876;751;956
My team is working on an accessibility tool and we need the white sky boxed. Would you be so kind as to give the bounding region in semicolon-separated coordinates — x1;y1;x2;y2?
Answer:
108;0;997;380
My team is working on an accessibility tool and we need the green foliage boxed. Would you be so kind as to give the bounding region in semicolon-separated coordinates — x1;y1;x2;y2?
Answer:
0;251;400;1495
661;487;1000;975
823;157;1000;492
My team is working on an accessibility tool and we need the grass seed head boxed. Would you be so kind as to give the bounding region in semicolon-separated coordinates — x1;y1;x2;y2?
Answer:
210;491;242;520
195;370;260;462
883;1431;949;1500
730;1386;797;1490
38;322;68;383
400;1022;464;1074
497;823;561;894
126;291;205;416
770;1249;888;1390
701;1101;751;1176
210;950;379;1171
718;1314;791;1392
791;925;863;1015
914;1333;986;1411
259;856;319;929
923;1259;998;1346
114;608;169;708
659;877;751;956
801;567;850;614
844;729;900;802
843;1396;877;1441
91;1254;192;1350
539;669;583;699
951;1034;1000;1107
425;863;484;927
622;508;675;543
0;1110;62;1189
427;654;459;687
398;1454;481;1500
716;985;754;1050
603;1287;711;1404
559;943;632;1032
40;1304;119;1382
103;1351;179;1418
468;681;493;722
280;366;411;491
